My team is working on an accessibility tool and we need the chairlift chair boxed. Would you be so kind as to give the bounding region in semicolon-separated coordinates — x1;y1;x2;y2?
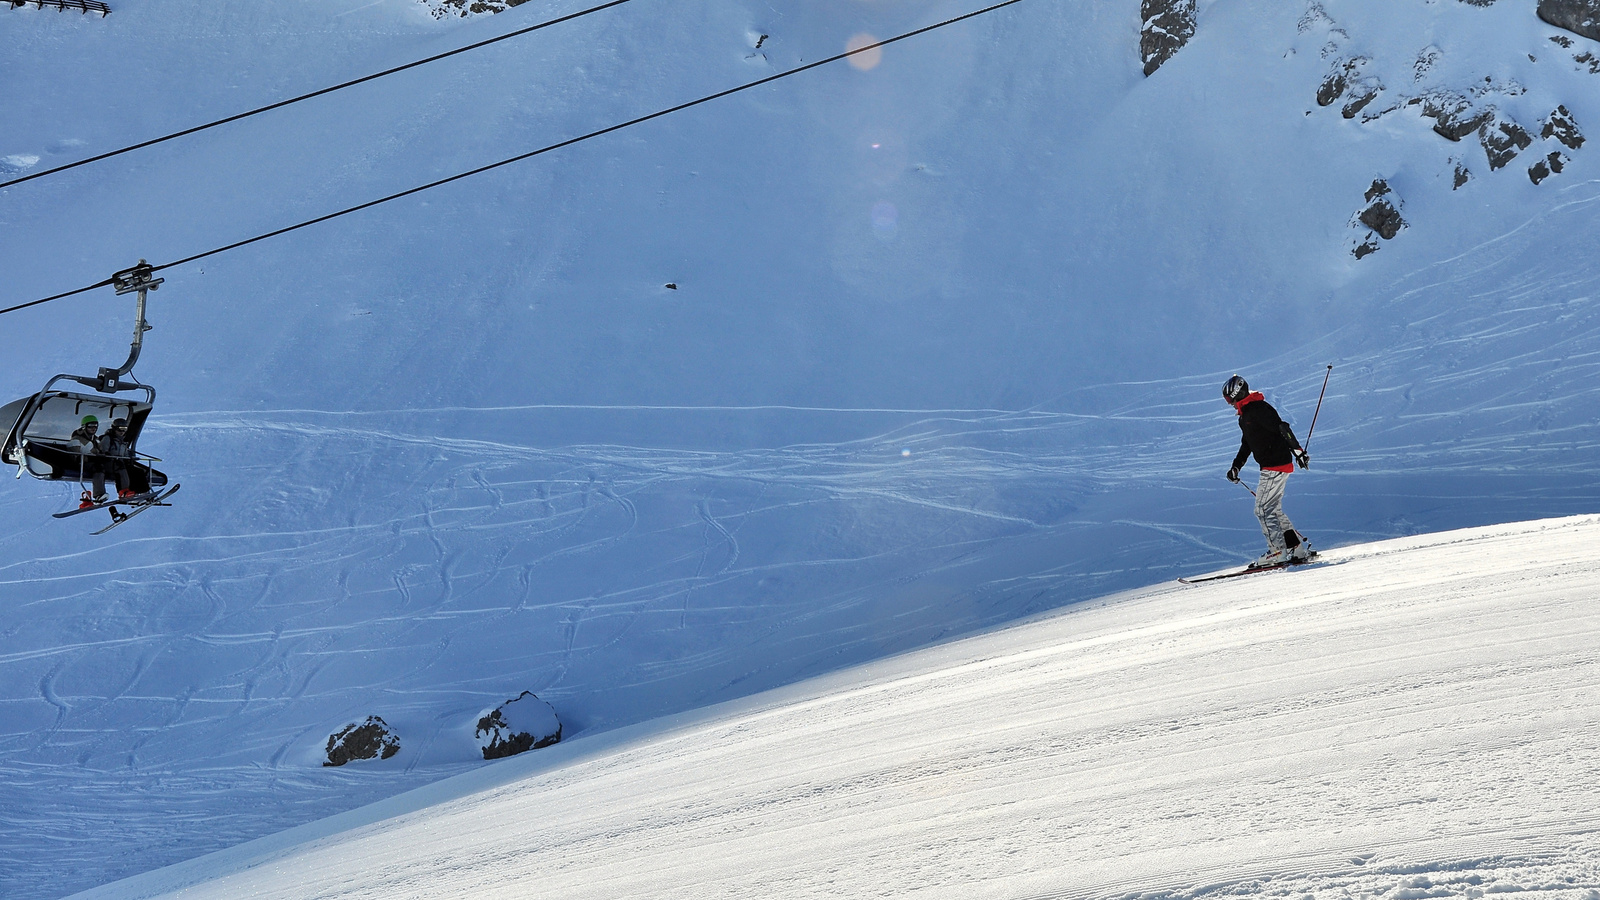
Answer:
1;261;170;497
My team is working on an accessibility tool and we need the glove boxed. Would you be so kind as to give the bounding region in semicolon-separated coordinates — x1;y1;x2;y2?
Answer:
1293;449;1310;469
1226;465;1241;483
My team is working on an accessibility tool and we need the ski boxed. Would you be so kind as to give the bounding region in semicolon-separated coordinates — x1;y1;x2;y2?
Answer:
1179;552;1320;584
54;487;162;519
89;484;180;535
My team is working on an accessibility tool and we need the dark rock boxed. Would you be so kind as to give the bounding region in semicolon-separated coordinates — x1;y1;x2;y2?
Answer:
476;691;562;760
1360;201;1405;239
1415;47;1442;80
1542;105;1585;148
1459;0;1497;5
1317;71;1349;107
1319;58;1375;110
1353;239;1380;259
1550;34;1575;48
1530;150;1569;184
1343;86;1381;119
1419;94;1492;141
1480;117;1533;169
424;0;532;18
1141;0;1197;76
1298;2;1334;33
324;716;400;767
1453;163;1472;189
1357;180;1406;242
1538;0;1600;43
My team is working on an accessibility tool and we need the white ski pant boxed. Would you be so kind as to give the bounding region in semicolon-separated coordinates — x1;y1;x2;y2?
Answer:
1255;469;1294;553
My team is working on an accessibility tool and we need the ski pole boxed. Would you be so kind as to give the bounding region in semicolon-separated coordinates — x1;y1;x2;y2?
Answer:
1236;479;1256;498
1304;365;1333;452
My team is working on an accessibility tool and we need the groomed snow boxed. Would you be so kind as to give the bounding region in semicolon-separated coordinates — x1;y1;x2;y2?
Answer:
74;516;1600;899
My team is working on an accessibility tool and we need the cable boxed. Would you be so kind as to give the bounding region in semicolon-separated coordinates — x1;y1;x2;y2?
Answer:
0;0;638;191
3;0;1028;316
0;279;115;317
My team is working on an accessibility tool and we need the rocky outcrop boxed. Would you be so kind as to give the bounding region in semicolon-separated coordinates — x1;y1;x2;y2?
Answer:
1528;107;1583;184
324;716;400;766
1543;105;1585;149
1317;58;1384;118
1342;84;1382;119
1418;93;1493;142
1316;71;1348;108
422;0;531;18
1480;116;1533;170
1353;180;1406;259
476;691;562;760
1538;0;1600;43
1302;6;1586;249
1141;0;1196;76
1529;151;1569;184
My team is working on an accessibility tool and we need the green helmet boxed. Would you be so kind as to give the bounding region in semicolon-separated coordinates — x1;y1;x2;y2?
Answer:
81;415;99;426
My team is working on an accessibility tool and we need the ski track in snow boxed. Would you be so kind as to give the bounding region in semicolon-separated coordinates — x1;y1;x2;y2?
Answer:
4;389;1600;896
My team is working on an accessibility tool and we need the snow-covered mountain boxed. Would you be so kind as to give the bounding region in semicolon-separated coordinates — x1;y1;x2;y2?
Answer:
3;0;1599;895
71;516;1600;899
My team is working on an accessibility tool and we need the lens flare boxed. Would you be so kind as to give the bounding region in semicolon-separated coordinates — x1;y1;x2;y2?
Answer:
846;33;883;70
871;201;898;240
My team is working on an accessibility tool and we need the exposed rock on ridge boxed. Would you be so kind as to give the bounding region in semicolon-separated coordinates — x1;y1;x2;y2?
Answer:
1543;104;1586;148
1538;0;1600;42
1304;2;1589;259
476;691;562;760
1529;151;1568;183
1353;179;1406;259
1318;58;1384;118
324;716;400;766
421;0;531;18
1480;116;1533;169
1141;0;1196;76
1529;106;1583;183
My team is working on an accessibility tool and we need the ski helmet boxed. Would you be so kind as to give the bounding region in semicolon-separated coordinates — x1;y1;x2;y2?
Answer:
1222;375;1249;404
81;414;99;426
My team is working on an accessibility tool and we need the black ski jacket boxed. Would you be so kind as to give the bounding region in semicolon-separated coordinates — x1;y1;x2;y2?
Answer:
1231;393;1301;471
96;431;134;460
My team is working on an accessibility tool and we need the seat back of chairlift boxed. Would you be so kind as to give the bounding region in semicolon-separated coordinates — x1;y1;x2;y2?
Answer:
3;383;156;481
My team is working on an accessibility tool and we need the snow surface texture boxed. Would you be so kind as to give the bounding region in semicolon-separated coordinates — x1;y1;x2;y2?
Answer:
4;0;1600;895
74;517;1600;899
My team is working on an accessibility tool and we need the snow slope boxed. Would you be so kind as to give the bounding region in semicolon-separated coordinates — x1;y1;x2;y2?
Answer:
4;0;1600;894
73;516;1600;899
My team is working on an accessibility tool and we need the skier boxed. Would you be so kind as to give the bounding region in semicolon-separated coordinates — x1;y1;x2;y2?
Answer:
1222;375;1312;568
71;414;135;508
97;417;140;499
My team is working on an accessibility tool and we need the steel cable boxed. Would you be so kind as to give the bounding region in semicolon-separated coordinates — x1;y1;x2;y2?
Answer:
1;0;1027;317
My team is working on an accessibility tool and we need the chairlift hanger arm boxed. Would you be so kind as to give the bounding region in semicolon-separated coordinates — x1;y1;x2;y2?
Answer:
99;260;160;388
